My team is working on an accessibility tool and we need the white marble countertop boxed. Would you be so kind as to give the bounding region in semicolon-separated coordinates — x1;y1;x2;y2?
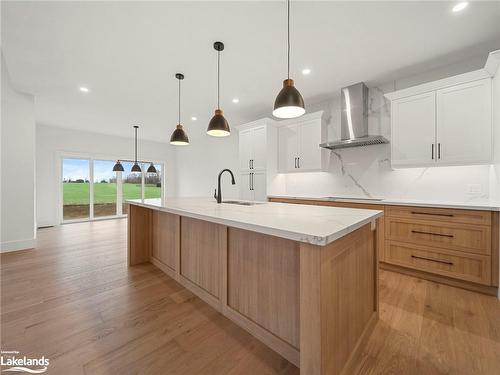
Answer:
268;195;500;211
127;198;383;246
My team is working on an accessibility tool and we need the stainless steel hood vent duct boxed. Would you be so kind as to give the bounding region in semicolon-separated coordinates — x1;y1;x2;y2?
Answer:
320;82;389;150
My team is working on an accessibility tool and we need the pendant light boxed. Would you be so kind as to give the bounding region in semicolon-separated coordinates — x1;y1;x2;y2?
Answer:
272;0;305;119
112;160;124;172
112;126;158;174
207;41;230;137
146;163;157;174
170;73;189;145
131;125;141;172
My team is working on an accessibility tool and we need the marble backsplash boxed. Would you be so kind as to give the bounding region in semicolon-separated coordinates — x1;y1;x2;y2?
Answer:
268;82;496;203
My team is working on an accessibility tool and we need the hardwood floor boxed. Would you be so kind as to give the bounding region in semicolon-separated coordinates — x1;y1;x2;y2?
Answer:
1;219;499;374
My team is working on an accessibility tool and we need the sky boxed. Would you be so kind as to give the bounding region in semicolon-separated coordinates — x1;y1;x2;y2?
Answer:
62;158;161;182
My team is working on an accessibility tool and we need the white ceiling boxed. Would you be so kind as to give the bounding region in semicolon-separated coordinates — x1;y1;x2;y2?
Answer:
2;1;500;142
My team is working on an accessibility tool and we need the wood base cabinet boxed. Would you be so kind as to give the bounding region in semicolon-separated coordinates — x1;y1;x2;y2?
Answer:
128;205;379;374
269;198;499;296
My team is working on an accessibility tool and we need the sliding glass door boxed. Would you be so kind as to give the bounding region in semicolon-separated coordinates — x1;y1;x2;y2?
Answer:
62;158;90;220
93;160;117;217
61;156;164;223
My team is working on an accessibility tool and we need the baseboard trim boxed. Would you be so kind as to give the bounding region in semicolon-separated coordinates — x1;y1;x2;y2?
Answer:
1;238;36;253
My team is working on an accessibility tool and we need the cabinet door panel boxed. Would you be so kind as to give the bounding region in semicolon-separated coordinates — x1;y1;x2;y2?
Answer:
252;172;267;201
298;120;322;171
278;124;299;172
151;211;179;270
252;126;267;170
391;92;436;167
436;79;492;165
239;129;253;171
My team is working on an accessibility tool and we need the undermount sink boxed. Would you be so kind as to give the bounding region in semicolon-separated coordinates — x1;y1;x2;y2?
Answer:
325;197;384;202
222;200;263;206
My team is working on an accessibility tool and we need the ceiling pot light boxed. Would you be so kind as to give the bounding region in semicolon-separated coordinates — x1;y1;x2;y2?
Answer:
170;73;189;146
191;116;197;121
207;41;230;137
302;68;311;75
273;0;305;119
79;86;89;93
452;2;468;12
232;98;239;103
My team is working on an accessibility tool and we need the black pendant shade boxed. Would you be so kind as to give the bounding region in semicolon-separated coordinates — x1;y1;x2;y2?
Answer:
207;109;230;137
273;79;305;119
131;162;141;172
170;124;189;145
207;41;230;137
112;160;125;172
273;0;305;119
146;163;157;174
170;73;189;146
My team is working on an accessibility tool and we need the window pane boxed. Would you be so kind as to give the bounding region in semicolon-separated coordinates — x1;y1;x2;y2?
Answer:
62;158;90;220
122;161;142;215
144;164;162;200
94;160;117;217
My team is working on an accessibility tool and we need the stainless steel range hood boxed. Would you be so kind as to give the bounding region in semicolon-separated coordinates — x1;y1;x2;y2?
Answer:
320;82;388;150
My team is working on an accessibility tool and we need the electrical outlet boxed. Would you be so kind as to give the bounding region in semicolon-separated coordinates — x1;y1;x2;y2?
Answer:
467;184;482;195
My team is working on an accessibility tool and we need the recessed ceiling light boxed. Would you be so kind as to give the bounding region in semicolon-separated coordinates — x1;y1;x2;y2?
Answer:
452;2;468;12
191;116;197;121
79;86;90;93
232;98;239;103
302;68;311;75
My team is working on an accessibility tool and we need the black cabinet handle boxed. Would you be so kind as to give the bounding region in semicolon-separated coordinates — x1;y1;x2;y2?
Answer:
251;159;254;169
411;211;454;217
438;143;441;159
431;144;434;160
411;255;453;266
411;230;454;238
294;157;297;168
297;157;300;168
251;173;254;191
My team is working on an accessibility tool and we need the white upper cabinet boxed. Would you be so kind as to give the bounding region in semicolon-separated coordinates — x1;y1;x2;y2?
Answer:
391;92;436;167
278;124;300;172
386;69;493;168
277;111;326;173
236;118;277;201
239;125;268;171
436;79;492;165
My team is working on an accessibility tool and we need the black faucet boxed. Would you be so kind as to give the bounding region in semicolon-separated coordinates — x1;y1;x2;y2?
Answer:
214;169;236;203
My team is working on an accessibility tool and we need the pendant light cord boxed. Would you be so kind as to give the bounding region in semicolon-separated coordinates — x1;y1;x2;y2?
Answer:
178;77;181;124
287;0;290;80
217;49;221;110
134;126;138;164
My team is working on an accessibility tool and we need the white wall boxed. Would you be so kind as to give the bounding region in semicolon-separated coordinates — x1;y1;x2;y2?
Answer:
1;54;36;252
36;124;177;227
268;58;497;203
174;129;239;200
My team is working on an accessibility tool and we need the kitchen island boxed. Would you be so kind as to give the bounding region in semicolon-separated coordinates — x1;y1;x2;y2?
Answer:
127;198;383;375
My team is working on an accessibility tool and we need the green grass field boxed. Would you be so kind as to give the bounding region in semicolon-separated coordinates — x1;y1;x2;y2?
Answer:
63;183;161;204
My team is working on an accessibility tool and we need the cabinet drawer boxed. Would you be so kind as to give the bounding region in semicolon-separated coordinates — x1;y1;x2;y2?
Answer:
386;218;490;255
385;241;491;285
386;205;491;226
